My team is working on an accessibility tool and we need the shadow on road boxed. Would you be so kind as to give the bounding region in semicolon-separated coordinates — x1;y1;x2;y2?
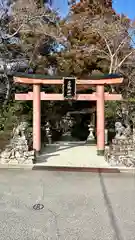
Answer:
99;172;123;240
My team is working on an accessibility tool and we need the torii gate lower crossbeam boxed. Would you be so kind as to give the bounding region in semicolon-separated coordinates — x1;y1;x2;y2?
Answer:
14;73;123;156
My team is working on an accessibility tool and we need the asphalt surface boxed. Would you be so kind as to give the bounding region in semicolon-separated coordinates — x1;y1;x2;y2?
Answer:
0;170;135;240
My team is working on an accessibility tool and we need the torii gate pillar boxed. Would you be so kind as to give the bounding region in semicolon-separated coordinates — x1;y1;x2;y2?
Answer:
33;84;41;153
96;85;105;155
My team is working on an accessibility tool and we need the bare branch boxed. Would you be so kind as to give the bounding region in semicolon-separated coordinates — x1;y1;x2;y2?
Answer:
76;45;110;57
114;49;135;72
102;36;114;74
113;35;129;57
102;35;113;57
7;23;24;39
7;14;52;39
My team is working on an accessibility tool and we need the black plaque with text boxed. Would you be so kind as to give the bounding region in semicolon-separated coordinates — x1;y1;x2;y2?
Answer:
63;77;76;99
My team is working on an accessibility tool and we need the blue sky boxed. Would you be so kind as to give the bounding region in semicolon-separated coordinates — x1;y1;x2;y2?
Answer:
113;0;135;19
53;0;135;19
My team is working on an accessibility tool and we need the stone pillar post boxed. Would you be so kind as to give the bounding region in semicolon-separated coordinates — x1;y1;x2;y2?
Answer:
133;127;135;143
33;84;41;154
96;85;105;155
105;128;108;145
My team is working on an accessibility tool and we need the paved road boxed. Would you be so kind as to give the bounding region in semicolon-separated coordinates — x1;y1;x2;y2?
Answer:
0;170;135;239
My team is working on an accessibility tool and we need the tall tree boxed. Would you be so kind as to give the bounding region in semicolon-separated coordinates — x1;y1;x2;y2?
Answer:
9;0;65;73
56;0;135;80
53;0;135;126
0;0;24;105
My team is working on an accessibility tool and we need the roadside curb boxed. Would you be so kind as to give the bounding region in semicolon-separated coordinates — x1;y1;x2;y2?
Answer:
0;164;33;170
117;168;135;173
32;166;120;173
0;163;135;173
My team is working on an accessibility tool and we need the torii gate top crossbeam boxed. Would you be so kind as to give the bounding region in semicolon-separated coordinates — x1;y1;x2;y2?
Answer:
14;73;123;85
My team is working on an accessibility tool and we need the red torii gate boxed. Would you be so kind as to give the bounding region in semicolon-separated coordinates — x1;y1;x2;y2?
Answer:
13;73;123;156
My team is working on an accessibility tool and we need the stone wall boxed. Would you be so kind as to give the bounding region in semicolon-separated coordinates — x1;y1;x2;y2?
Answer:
0;122;35;165
105;138;135;167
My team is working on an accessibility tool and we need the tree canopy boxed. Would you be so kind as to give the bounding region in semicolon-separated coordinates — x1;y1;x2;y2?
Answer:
1;0;135;146
55;1;135;79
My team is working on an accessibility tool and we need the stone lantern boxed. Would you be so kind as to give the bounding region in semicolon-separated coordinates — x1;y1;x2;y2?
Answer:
45;121;52;144
87;123;95;143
